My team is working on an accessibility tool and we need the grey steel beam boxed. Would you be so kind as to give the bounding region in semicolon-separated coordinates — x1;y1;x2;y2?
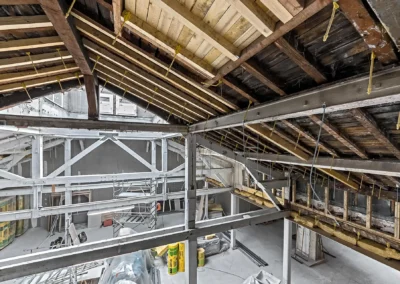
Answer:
0;187;233;222
0;209;289;281
244;152;400;178
190;67;400;133
0;114;188;133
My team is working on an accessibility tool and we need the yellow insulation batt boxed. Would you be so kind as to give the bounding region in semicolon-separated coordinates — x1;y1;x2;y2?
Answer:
291;212;400;260
235;188;284;208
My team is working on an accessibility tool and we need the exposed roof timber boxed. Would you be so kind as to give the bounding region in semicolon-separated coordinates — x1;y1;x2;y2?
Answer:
0;15;52;31
279;0;304;16
0;50;71;71
0;36;63;52
0;72;82;94
124;13;215;78
222;77;260;103
246;124;358;189
225;0;275;37
189;66;400;132
151;0;240;61
309;115;368;159
259;0;293;23
93;62;206;121
0;0;38;4
205;0;331;86
340;0;397;65
39;0;98;119
112;0;123;34
0;115;188;134
351;108;400;160
96;70;195;123
242;60;286;96
366;0;400;52
274;37;327;84
0;80;79;111
97;0;113;11
84;40;218;117
281;119;338;157
72;10;237;112
0;63;79;85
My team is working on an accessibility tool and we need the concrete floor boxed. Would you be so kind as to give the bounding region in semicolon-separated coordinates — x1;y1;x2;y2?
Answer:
1;213;400;283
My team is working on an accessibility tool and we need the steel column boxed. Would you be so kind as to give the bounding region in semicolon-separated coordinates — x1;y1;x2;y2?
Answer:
161;138;168;200
31;135;43;228
283;218;292;284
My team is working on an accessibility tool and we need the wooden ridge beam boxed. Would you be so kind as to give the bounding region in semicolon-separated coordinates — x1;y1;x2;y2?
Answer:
309;115;368;159
0;15;52;31
0;50;71;71
0;63;78;85
225;0;275;37
340;0;397;65
90;56;209;120
351;108;400;160
96;71;193;123
124;13;215;78
72;10;237;112
84;40;218;117
0;36;63;52
205;0;331;86
0;72;82;94
281;119;338;157
39;0;98;119
152;0;240;61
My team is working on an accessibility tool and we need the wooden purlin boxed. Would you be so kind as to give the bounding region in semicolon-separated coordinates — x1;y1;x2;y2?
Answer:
84;41;218;117
205;0;332;86
0;36;64;52
0;16;52;31
0;51;72;71
351;108;400;160
72;10;237;112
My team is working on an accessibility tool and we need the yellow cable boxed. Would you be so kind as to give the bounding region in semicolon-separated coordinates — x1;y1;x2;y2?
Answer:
270;121;276;137
75;72;82;87
367;51;376;95
360;174;364;189
57;76;64;94
165;45;181;78
26;52;38;74
101;76;109;92
21;83;32;101
294;132;301;150
56;48;67;69
91;55;101;74
112;10;131;46
118;70;128;86
65;0;77;19
167;111;173;122
323;1;339;42
201;79;223;88
347;171;351;181
242;100;252;123
122;88;127;97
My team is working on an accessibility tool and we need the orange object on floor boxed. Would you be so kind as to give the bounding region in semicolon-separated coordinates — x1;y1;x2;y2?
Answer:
103;219;113;227
156;202;161;211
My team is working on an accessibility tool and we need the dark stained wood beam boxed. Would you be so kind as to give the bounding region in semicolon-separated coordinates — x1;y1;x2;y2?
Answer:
340;0;397;65
281;119;338;157
242;60;286;96
309;114;368;159
97;0;112;11
39;0;98;119
366;0;400;54
222;77;260;104
0;0;38;4
205;0;331;86
274;37;327;84
351;108;400;160
0;80;79;110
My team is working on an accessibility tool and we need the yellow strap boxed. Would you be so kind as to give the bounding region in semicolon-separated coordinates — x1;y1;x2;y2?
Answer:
316;145;321;161
57;76;64;94
21;83;32;101
75;72;82;87
112;10;131;46
101;76;109;92
323;1;339;42
270;121;276;137
92;55;101;74
118;70;128;86
219;135;224;145
26;52;38;74
122;88;127;97
294;132;301;150
263;145;267;153
378;186;382;199
360;174;364;189
167;111;173;122
165;45;181;78
235;143;238;150
56;48;67;69
396;112;400;130
201;79;223;88
242;100;252;123
321;176;325;186
367;51;376;95
347;171;351;181
65;0;77;18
